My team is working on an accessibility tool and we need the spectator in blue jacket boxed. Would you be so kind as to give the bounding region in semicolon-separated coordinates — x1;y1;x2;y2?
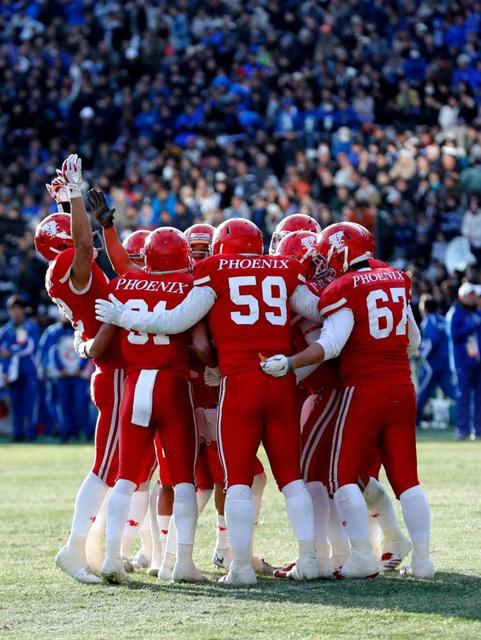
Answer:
0;296;39;441
446;283;481;440
417;295;458;426
46;315;92;442
36;320;60;436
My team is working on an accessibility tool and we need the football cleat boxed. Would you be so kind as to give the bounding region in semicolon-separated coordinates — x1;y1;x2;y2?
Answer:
213;548;232;570
381;533;413;571
122;556;134;573
287;554;319;581
332;553;380;579
219;563;257;585
251;556;280;575
273;561;296;578
172;561;209;583
55;546;104;585
157;552;176;581
400;558;435;579
100;556;129;584
132;551;151;571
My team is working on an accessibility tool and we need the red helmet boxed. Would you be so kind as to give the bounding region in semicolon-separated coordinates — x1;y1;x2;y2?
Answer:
143;227;192;273
34;213;73;262
122;230;150;265
185;223;215;261
212;219;263;256
276;231;336;289
317;222;374;277
269;213;321;254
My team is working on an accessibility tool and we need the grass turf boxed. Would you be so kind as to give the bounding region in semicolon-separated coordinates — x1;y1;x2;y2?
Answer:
1;433;480;640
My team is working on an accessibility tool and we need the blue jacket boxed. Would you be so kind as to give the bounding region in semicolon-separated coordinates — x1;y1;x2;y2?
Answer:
446;303;481;373
0;319;39;381
420;312;450;370
38;322;89;379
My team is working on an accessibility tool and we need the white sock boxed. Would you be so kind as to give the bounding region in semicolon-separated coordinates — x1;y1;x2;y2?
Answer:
250;472;266;558
364;478;403;542
400;485;431;563
138;506;153;559
225;484;253;562
121;489;150;558
368;514;382;558
306;481;330;562
216;514;230;550
196;488;213;516
67;472;108;554
327;497;350;563
282;479;314;542
105;479;136;560
334;484;371;555
173;483;197;546
164;516;177;558
149;484;161;566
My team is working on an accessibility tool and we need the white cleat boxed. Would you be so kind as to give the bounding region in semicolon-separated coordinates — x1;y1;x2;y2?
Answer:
132;552;151;570
400;558;435;579
101;556;129;584
381;533;413;571
287;554;319;581
212;547;232;570
172;560;209;583
219;563;257;585
147;565;160;577
158;552;176;581
55;546;104;584
333;553;380;579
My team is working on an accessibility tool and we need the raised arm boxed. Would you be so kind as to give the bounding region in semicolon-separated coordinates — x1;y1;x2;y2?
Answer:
87;189;140;275
62;154;94;291
95;286;216;335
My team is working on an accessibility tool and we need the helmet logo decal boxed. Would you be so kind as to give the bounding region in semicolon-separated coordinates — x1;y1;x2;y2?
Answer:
328;230;345;250
42;220;71;240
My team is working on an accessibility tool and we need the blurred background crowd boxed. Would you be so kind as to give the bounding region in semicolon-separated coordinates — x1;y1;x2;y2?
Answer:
1;0;481;440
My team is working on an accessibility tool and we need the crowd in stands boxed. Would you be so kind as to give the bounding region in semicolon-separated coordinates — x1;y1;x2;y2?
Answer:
1;1;481;318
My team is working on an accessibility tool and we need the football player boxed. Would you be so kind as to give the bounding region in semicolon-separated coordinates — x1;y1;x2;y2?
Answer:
81;227;208;584
261;222;434;579
36;155;124;584
96;218;322;585
269;213;321;255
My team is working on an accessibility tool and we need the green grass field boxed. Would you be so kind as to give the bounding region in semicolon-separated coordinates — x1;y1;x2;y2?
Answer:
1;434;481;640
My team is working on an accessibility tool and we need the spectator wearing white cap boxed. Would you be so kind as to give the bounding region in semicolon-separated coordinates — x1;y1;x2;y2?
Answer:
461;197;481;265
446;282;481;439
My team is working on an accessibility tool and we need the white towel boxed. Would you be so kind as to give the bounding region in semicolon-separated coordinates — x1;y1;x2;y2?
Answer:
132;369;158;427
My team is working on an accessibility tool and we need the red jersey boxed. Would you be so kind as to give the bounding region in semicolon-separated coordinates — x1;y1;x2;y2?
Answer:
193;254;305;375
319;267;413;386
108;270;192;374
45;248;123;369
189;352;219;408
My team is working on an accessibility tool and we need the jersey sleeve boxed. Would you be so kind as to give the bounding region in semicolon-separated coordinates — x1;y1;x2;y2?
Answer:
319;279;349;318
49;248;76;289
193;257;218;296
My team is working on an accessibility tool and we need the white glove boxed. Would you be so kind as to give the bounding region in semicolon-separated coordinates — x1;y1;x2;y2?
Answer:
73;330;91;359
45;176;70;205
260;354;292;377
204;366;221;387
95;294;127;327
60;153;83;198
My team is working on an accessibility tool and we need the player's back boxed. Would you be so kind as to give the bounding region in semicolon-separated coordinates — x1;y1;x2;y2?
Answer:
111;270;192;374
320;266;413;386
194;253;305;375
46;247;122;368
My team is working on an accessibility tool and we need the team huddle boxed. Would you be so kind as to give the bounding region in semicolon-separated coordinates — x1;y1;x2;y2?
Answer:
35;153;434;586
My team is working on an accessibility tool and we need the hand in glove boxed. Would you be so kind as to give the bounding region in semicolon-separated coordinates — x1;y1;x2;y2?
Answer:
95;294;127;327
204;366;221;387
45;176;70;204
260;354;292;377
59;153;83;198
88;188;115;228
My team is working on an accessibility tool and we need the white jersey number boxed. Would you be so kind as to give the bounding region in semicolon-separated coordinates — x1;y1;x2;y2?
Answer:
367;287;407;340
124;299;170;345
228;276;288;326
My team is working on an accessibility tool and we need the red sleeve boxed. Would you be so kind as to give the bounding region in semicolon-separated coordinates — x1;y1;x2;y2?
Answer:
50;247;76;284
319;278;349;318
193;256;216;289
